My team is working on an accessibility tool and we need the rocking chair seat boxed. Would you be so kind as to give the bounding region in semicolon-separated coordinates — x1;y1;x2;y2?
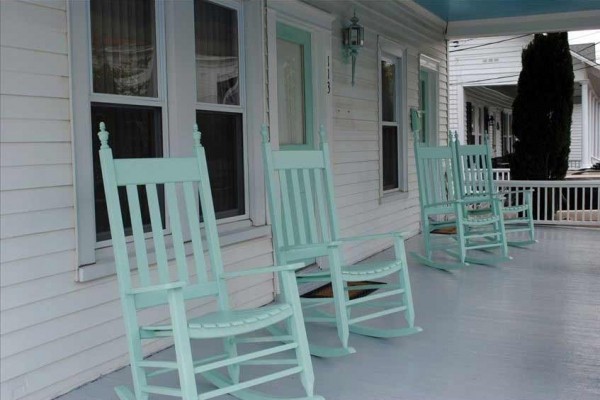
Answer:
502;204;529;213
341;260;403;282
143;304;293;339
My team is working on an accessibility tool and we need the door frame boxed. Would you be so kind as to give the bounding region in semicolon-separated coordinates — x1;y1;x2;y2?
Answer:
266;0;334;151
275;22;315;150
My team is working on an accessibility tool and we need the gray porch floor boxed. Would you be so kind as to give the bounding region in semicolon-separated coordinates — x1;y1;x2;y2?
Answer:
59;226;600;400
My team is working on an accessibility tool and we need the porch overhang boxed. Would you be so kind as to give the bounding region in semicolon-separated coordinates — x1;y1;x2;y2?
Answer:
413;0;600;38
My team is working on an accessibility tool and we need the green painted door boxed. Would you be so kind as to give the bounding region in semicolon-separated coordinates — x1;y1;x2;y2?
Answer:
276;22;314;150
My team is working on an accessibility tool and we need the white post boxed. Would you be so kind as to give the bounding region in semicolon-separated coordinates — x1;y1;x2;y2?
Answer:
581;81;590;168
457;85;465;143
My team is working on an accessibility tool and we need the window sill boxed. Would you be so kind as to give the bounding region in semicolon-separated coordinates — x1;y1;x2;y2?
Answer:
379;190;410;205
77;221;272;282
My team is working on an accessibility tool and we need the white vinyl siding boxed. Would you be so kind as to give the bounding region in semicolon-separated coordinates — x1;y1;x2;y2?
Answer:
0;2;273;400
570;104;583;163
303;0;448;263
0;1;448;399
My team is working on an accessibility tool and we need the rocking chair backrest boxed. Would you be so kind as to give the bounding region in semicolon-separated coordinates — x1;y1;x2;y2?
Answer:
98;123;228;311
262;126;339;263
451;131;495;198
413;129;460;209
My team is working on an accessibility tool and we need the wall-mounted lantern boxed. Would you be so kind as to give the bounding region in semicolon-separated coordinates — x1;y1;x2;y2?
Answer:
342;10;364;86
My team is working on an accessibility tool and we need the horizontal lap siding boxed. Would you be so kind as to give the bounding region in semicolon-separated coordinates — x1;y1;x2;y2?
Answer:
304;0;447;263
570;104;582;162
448;35;533;132
0;1;275;400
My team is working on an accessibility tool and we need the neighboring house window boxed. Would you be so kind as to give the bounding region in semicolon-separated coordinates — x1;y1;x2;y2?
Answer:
71;0;248;268
378;38;407;194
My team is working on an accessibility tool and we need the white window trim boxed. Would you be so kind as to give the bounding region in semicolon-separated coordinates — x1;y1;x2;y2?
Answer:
266;0;334;149
378;36;409;199
69;0;267;281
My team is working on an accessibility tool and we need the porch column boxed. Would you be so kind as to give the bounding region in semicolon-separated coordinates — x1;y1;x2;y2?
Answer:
581;81;590;168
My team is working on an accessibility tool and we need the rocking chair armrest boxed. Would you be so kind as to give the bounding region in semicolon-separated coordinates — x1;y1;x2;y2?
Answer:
126;281;186;295
336;231;407;244
222;263;306;279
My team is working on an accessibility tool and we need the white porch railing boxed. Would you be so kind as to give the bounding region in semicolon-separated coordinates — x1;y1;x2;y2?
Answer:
495;180;600;226
492;168;511;181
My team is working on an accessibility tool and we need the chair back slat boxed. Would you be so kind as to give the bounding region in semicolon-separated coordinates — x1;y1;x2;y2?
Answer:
278;169;297;247
290;169;308;245
454;139;494;197
301;168;318;243
98;124;224;309
414;134;459;208
183;181;208;282
313;168;332;243
262;126;336;262
165;182;188;282
125;185;151;286
145;183;170;283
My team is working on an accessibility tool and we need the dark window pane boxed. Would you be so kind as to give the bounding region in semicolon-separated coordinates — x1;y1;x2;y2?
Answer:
382;126;399;191
92;104;163;241
381;59;396;122
90;0;158;97
196;110;244;219
195;0;239;105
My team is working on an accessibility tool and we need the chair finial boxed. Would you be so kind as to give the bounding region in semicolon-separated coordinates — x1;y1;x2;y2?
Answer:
450;130;457;143
98;122;109;149
193;124;202;147
319;125;328;143
261;125;269;143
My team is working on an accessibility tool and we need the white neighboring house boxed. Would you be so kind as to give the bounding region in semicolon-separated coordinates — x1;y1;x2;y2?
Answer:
449;33;600;169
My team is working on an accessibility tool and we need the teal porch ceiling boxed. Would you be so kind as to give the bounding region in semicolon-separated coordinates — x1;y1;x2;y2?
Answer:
414;0;600;21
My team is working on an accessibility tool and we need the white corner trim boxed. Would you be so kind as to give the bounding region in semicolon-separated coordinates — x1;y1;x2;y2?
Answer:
267;0;335;30
447;10;600;39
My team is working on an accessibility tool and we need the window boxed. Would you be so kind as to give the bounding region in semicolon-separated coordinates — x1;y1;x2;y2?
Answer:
378;40;407;194
89;0;165;241
72;0;249;268
381;56;399;191
194;0;245;218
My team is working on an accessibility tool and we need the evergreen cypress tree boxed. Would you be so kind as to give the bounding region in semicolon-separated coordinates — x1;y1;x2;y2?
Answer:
510;32;574;180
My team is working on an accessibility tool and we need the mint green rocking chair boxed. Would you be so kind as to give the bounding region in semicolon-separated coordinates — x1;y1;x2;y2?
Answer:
450;131;536;247
411;111;509;270
98;123;323;400
262;125;421;358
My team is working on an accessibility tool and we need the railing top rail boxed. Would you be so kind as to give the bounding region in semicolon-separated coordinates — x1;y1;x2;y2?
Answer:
496;180;600;188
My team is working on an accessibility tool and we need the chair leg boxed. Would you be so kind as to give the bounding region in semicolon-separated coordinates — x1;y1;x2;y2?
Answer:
224;336;240;384
122;298;149;400
394;237;415;327
328;247;350;349
168;290;199;400
280;272;316;397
